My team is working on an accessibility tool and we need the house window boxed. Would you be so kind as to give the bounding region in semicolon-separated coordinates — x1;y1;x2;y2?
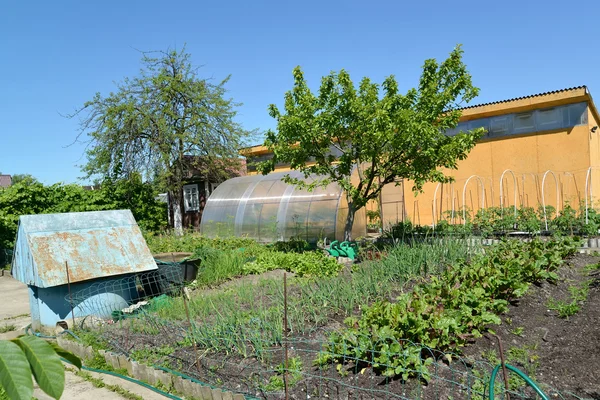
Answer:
536;107;561;130
183;184;199;212
513;112;535;133
444;102;588;139
567;102;588;126
489;116;512;137
468;118;490;133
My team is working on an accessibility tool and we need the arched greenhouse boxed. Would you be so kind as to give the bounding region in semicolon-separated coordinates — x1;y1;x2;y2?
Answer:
200;171;366;243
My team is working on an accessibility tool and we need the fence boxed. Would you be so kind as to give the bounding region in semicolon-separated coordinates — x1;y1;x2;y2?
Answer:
382;167;600;229
67;265;579;400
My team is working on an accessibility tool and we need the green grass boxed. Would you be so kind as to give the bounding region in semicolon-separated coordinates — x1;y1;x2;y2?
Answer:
144;231;257;254
0;324;16;333
2;313;29;320
190;249;247;288
480;344;540;392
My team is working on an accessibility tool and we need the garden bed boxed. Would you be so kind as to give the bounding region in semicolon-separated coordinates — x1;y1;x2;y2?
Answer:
462;253;600;398
72;237;600;399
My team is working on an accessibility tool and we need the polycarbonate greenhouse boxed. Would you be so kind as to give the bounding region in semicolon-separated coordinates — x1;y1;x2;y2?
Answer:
200;171;366;243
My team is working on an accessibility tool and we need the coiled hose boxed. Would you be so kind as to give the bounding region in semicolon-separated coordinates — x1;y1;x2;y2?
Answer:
489;363;549;400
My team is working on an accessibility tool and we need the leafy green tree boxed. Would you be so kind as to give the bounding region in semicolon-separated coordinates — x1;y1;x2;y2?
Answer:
10;174;38;185
69;47;252;232
259;46;483;240
0;179;52;249
0;336;81;400
0;176;166;250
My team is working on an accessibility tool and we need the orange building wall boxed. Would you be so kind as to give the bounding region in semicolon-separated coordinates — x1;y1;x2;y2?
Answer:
387;124;593;227
587;109;600;210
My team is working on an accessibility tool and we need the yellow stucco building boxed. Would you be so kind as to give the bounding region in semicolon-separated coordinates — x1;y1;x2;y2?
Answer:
241;86;600;230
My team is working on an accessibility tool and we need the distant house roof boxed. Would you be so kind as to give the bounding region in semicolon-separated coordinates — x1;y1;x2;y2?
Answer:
181;155;247;181
0;175;11;188
11;210;157;288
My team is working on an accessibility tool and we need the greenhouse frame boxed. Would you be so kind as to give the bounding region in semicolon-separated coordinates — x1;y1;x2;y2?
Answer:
200;171;366;243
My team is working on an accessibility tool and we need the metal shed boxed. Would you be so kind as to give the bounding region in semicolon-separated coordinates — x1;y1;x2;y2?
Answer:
11;210;157;330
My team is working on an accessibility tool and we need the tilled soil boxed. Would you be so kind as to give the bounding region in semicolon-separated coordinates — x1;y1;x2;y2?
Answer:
462;253;600;399
103;254;600;399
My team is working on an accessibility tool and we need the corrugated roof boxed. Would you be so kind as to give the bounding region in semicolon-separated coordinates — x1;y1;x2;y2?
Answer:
0;175;11;188
460;86;587;110
12;210;157;288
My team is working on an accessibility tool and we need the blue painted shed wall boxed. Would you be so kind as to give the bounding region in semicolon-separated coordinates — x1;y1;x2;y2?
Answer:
28;274;138;330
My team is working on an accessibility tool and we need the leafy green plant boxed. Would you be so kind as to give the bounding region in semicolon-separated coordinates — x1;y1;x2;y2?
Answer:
0;174;166;249
547;281;590;319
516;207;541;235
243;250;342;277
510;326;524;336
317;237;577;381
474;207;517;237
264;357;303;391
190;249;246;288
551;203;578;235
271;239;311;253
0;336;81;400
366;210;381;230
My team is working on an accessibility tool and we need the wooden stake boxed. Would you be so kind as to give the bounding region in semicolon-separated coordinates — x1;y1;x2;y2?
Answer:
65;261;75;329
495;335;511;400
283;272;289;400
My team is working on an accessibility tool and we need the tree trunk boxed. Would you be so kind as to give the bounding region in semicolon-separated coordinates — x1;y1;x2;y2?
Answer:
344;201;356;241
173;138;185;236
172;190;183;236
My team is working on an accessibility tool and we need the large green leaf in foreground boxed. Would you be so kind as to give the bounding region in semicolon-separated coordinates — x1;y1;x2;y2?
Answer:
0;340;33;400
13;336;65;399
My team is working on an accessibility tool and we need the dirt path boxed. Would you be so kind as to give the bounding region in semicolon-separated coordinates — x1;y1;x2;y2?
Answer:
0;274;172;400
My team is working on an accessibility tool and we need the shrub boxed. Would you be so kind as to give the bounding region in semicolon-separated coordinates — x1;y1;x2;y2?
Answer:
244;250;342;277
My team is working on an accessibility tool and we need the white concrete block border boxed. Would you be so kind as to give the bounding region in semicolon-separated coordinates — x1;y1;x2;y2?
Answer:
57;336;246;400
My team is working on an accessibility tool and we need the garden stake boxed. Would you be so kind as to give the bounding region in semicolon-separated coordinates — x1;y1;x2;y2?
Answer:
283;272;289;400
182;287;201;373
65;261;75;329
494;334;511;400
439;182;444;224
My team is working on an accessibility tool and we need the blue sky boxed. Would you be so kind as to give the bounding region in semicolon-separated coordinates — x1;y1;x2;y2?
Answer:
1;0;599;184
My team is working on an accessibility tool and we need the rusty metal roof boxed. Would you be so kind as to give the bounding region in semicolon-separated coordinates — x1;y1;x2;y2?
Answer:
12;210;157;288
460;86;587;110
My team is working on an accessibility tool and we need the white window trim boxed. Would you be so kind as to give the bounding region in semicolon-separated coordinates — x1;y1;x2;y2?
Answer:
183;184;199;212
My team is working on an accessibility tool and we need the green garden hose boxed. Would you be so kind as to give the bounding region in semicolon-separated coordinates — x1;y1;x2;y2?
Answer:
24;324;81;341
489;363;549;400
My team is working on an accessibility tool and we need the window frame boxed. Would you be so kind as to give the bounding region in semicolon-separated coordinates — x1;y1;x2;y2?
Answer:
183;183;200;212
